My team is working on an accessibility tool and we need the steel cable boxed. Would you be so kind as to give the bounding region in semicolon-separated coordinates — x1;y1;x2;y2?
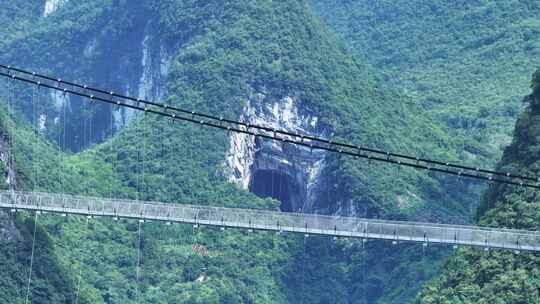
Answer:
1;66;539;189
3;64;538;183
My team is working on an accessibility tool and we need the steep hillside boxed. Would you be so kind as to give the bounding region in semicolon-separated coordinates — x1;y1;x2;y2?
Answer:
0;3;86;301
0;0;491;303
416;70;540;303
2;0;476;220
0;2;43;50
0;105;97;303
1;0;171;150
311;0;540;167
0;96;293;303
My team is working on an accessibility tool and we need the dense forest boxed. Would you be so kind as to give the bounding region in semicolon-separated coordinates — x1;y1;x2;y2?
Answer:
416;69;540;304
0;1;538;303
312;0;539;167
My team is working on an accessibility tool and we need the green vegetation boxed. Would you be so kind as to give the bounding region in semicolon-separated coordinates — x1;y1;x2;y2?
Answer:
0;117;94;303
311;0;540;167
0;102;296;303
0;2;43;50
416;70;540;304
0;0;463;302
2;0;477;219
0;212;91;304
2;0;538;303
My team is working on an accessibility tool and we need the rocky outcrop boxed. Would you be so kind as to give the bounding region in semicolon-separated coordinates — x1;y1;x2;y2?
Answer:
226;93;330;212
0;131;16;190
48;25;172;149
113;32;172;130
43;0;68;17
0;119;19;243
138;34;171;103
0;210;19;242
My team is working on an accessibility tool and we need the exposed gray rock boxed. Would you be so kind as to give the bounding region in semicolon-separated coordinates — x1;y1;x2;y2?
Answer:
43;0;68;17
226;93;330;212
49;25;172;148
0;211;20;242
0;125;19;243
113;31;171;131
0;132;16;190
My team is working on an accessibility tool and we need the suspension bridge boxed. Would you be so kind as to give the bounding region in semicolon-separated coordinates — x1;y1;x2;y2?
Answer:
1;64;540;304
0;64;539;254
1;190;539;252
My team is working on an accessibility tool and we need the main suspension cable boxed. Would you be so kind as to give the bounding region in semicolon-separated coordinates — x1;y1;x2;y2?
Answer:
1;65;539;189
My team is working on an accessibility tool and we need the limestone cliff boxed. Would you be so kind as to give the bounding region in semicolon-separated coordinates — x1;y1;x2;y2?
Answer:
225;92;329;212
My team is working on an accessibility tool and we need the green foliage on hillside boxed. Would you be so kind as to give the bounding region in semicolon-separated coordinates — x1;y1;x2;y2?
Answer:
0;2;42;50
137;3;470;300
3;0;476;219
1;101;298;303
18;214;95;304
416;71;540;304
311;0;540;167
0;0;514;303
0;0;157;151
0;205;92;303
156;0;477;220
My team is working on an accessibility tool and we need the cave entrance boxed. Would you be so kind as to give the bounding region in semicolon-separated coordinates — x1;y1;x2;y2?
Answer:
249;169;295;212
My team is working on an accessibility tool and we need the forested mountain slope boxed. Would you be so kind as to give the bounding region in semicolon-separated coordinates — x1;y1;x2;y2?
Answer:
2;0;479;220
311;0;540;167
0;106;90;303
309;2;540;302
0;0;498;303
416;70;540;304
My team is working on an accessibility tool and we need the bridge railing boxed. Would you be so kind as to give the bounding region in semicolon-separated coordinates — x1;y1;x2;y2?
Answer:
1;191;539;251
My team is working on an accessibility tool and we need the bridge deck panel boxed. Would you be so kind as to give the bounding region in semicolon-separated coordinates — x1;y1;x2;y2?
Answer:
1;191;539;252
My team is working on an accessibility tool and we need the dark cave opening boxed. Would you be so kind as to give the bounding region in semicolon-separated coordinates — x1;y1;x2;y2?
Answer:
249;169;295;212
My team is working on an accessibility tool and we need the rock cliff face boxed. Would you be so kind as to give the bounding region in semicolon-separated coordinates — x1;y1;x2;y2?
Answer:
0;118;19;243
46;22;172;149
113;31;172;131
43;0;68;17
0;211;19;242
0;130;16;190
226;93;330;212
